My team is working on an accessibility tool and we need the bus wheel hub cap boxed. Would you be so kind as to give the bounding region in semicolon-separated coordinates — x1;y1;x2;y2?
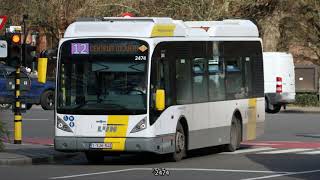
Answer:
176;132;185;152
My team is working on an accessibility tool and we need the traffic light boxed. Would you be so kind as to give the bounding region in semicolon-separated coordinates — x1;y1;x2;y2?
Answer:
7;33;21;67
24;44;37;68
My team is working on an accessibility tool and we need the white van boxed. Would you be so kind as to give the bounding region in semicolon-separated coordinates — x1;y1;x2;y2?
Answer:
263;52;296;113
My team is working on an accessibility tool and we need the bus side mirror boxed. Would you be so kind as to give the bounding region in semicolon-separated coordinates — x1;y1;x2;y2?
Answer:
155;89;165;111
37;57;48;83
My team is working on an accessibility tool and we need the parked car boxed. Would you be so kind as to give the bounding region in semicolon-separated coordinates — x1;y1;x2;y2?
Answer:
0;64;55;110
263;52;296;113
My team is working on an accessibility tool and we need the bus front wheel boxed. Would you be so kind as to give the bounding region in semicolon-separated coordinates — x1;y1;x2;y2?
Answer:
167;122;186;162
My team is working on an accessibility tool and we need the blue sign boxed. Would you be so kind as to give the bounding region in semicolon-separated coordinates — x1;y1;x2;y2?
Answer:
69;122;75;127
69;116;75;121
63;116;68;121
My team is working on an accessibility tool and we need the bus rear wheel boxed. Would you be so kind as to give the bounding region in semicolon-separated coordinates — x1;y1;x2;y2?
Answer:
167;122;186;162
85;152;105;163
224;116;241;152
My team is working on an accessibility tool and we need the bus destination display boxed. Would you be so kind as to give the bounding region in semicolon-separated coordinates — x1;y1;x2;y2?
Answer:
71;42;147;55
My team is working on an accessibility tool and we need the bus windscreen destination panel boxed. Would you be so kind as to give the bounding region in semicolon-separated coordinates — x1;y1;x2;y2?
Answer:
71;41;148;55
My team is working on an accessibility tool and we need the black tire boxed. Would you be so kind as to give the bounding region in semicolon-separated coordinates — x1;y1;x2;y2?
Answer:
266;103;281;114
224;116;241;152
26;104;32;110
167;122;187;162
40;90;54;110
85;152;105;163
265;98;281;114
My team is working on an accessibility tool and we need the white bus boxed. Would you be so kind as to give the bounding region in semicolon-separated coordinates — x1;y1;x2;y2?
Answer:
54;17;265;162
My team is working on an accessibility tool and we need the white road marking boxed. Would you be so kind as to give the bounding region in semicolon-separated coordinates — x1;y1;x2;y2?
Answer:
221;147;276;154
242;169;320;180
257;148;311;154
167;168;290;174
49;168;290;179
298;150;320;155
49;168;152;179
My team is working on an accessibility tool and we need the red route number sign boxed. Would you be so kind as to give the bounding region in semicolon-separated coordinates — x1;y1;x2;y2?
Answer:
0;16;8;30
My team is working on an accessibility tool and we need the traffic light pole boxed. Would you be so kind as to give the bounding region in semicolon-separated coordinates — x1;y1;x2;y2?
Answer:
13;15;28;144
14;61;22;144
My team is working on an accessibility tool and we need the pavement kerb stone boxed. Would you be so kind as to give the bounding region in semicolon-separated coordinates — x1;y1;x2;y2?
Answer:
0;152;32;165
281;106;320;114
0;148;78;165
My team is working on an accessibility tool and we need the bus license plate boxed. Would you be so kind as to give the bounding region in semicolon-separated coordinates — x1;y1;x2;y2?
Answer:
90;143;112;149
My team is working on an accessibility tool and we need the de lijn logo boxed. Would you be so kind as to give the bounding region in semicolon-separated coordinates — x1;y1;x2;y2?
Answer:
63;115;75;128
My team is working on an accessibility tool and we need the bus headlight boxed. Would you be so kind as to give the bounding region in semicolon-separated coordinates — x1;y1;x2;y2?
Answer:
130;117;147;133
57;116;73;133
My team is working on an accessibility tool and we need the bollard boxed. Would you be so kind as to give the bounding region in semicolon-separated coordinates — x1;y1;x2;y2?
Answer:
38;57;48;83
14;67;22;144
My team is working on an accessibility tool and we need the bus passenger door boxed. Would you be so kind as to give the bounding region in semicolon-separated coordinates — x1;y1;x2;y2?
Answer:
190;56;210;149
150;44;176;136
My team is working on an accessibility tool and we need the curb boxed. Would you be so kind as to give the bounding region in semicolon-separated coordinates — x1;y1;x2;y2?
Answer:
0;159;33;165
0;152;77;165
281;109;320;114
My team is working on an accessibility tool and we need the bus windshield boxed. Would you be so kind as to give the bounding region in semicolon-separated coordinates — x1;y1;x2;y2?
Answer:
57;39;149;115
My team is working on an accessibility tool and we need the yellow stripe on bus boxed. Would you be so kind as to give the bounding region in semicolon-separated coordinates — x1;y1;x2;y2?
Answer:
151;24;176;37
247;98;257;140
104;115;129;151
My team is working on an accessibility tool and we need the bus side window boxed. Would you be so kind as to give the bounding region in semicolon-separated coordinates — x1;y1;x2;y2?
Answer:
208;41;225;101
191;42;209;103
176;58;192;104
192;57;208;103
225;57;245;99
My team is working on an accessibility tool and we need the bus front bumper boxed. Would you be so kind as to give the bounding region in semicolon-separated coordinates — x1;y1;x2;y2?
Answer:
54;136;175;154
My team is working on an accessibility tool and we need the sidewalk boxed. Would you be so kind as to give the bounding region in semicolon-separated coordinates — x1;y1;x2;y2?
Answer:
281;106;320;113
0;142;77;165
